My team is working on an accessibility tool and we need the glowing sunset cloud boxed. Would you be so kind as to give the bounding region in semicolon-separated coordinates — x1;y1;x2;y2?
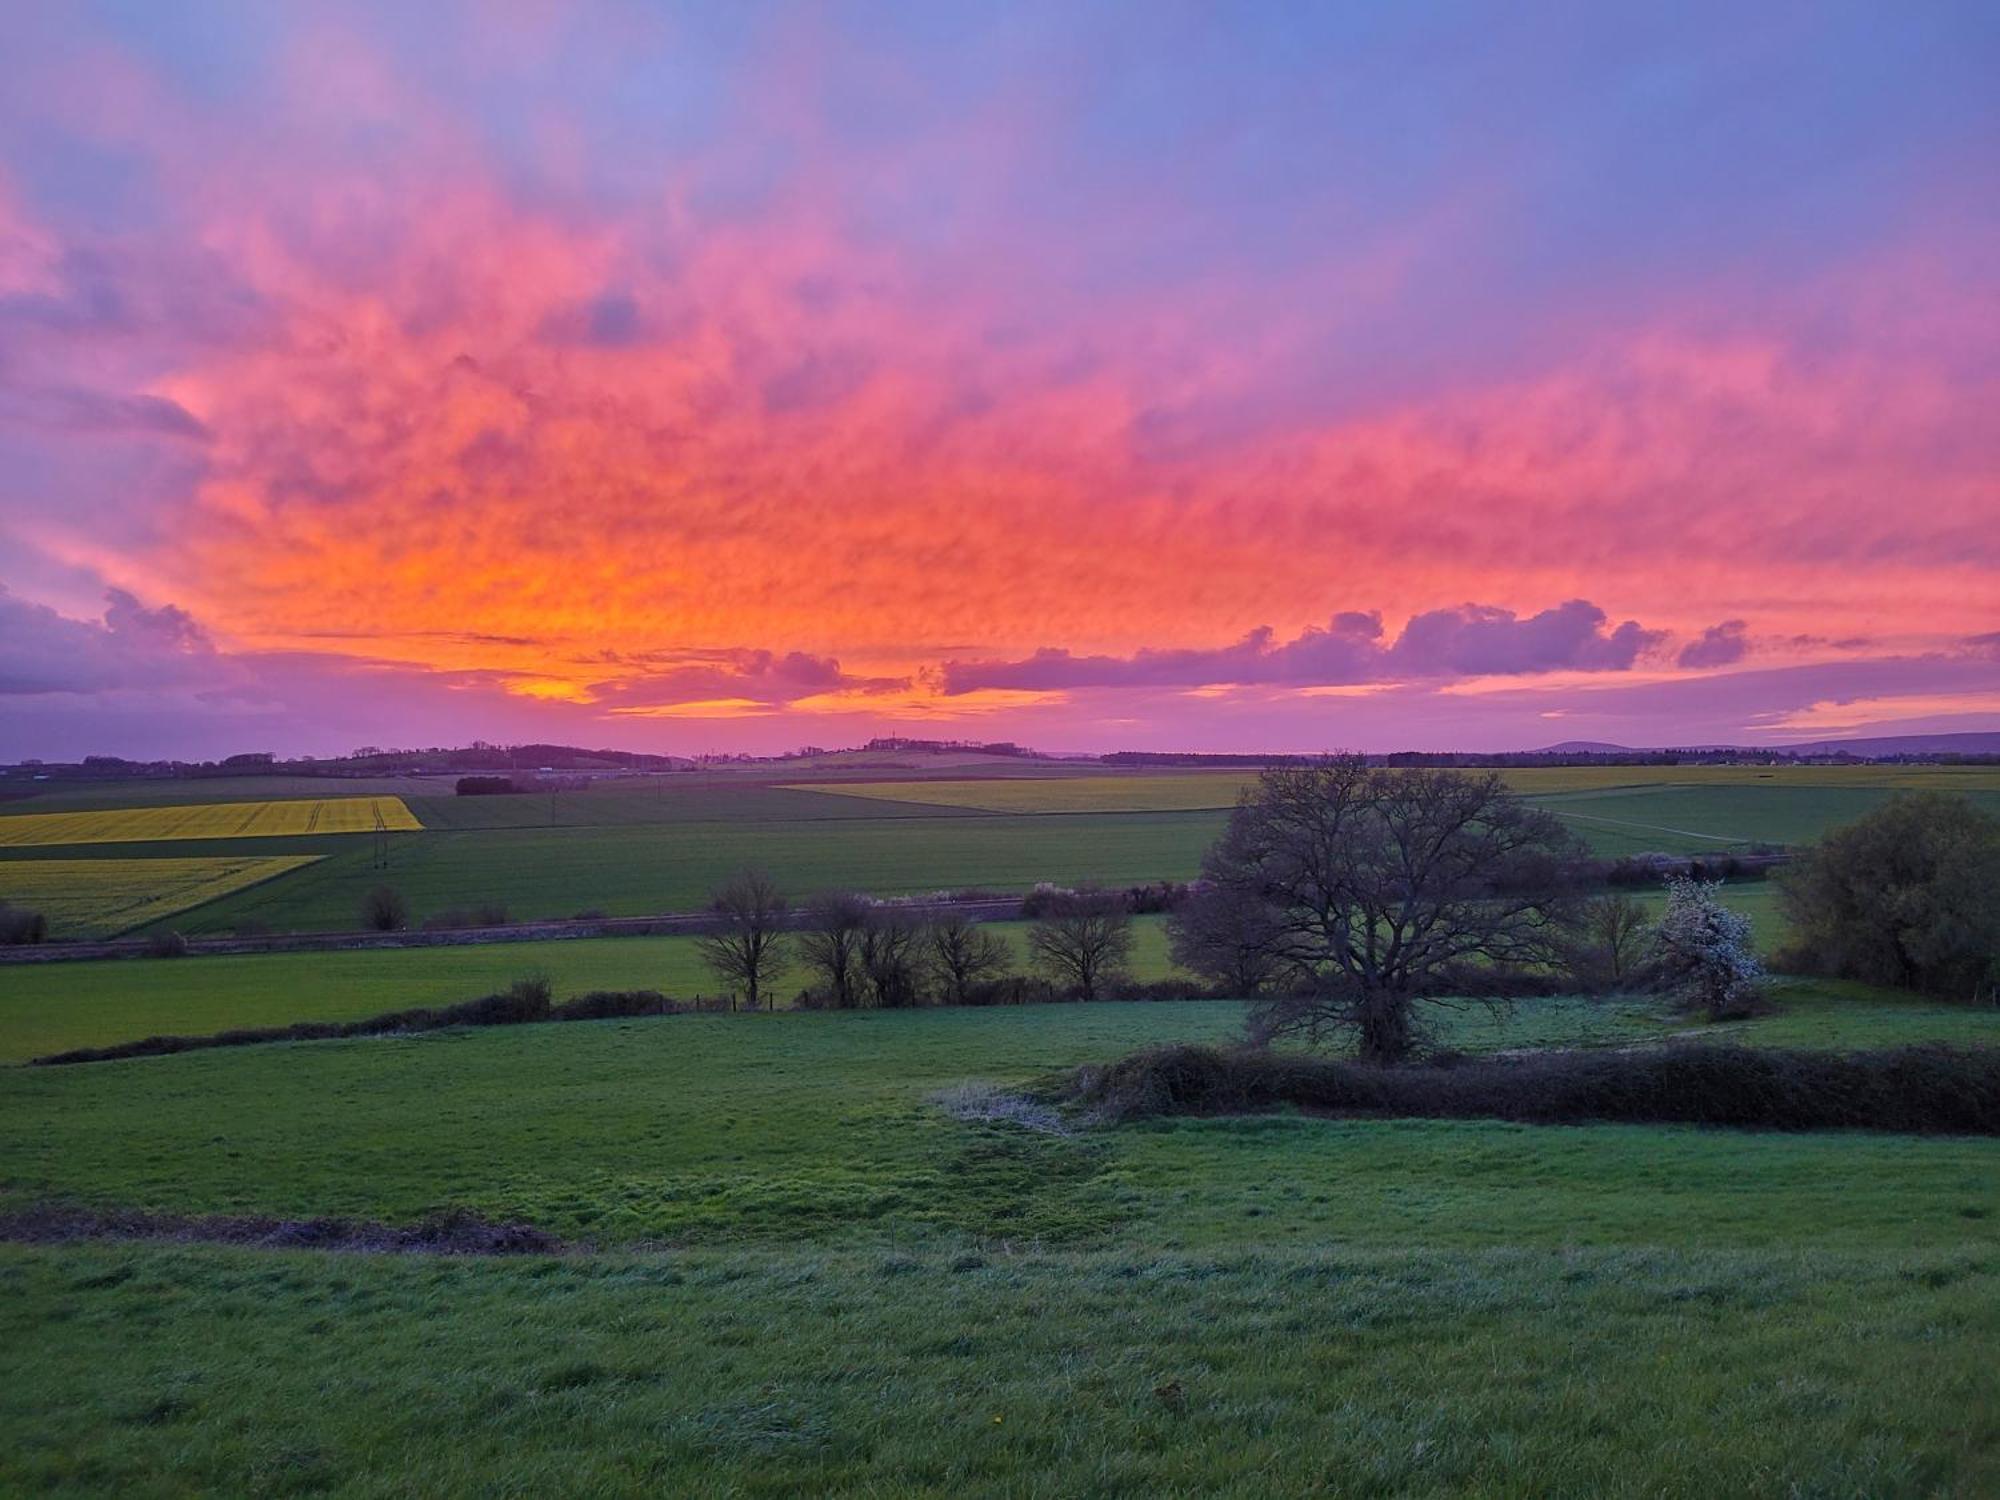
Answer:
1;3;1995;757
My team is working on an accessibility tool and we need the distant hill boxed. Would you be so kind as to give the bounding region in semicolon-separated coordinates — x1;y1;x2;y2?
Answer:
1774;732;2000;757
1534;732;2000;759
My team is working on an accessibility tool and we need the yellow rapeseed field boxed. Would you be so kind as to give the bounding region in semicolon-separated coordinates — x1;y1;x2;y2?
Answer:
0;796;422;848
0;856;322;938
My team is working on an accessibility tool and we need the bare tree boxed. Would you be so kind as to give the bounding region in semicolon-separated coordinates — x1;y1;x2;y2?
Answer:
1564;891;1653;989
695;869;790;1009
859;907;924;1007
925;912;1013;1004
1167;880;1288;996
797;892;871;1008
1027;889;1134;1001
1206;757;1581;1063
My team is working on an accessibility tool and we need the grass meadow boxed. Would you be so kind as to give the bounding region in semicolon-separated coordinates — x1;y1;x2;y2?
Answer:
1;997;1996;1495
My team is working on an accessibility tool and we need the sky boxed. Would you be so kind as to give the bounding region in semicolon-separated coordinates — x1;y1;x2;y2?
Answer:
1;0;1996;760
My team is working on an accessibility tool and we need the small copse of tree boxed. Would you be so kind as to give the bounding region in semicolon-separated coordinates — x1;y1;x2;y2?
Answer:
1776;792;2000;1001
797;892;870;1008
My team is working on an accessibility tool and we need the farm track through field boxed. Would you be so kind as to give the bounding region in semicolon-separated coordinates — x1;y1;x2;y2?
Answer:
1545;809;1754;845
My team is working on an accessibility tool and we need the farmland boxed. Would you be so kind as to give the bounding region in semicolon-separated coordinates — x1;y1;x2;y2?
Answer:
0;795;420;847
0;856;321;939
0;918;1175;1062
2;999;1996;1494
2;764;1990;940
1;767;1996;1495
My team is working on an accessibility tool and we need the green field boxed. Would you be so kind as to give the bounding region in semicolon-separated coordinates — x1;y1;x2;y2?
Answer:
124;812;1225;936
0;918;1178;1063
6;1000;1995;1246
0;878;1815;1064
0;855;322;939
1;767;1991;938
2;998;1996;1494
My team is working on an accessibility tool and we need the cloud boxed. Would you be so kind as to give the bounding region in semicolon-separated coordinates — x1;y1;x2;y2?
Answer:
0;586;215;695
1677;620;1750;669
589;649;907;713
938;600;1659;694
0;6;1994;757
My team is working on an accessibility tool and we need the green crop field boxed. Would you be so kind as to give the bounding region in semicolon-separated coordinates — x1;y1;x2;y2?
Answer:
0;918;1176;1062
2;996;1996;1494
108;812;1228;935
0;855;322;939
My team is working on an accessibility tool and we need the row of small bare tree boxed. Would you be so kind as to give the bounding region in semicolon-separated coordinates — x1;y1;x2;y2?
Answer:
696;875;1137;1008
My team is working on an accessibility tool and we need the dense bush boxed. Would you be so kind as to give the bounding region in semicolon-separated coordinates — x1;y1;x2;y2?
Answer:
1125;881;1190;914
1069;1042;2000;1135
0;901;48;946
143;931;189;959
550;989;676;1021
1776;793;2000;1001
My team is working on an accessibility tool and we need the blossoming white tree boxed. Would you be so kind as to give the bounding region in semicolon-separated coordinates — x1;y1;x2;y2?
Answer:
1652;876;1763;1019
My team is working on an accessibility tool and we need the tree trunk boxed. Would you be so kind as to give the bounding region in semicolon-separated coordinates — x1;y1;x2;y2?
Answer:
1356;986;1414;1065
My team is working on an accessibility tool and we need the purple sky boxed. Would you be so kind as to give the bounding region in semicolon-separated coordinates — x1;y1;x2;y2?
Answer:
2;2;1997;758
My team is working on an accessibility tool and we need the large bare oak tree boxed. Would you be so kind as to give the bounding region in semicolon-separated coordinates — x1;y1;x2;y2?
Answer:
1204;757;1581;1062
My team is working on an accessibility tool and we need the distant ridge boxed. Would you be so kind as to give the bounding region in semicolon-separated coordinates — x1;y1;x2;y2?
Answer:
1772;731;2000;757
1535;732;2000;757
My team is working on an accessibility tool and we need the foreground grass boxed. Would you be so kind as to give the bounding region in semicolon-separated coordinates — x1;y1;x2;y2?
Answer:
1;1240;1993;1497
5;1003;1994;1249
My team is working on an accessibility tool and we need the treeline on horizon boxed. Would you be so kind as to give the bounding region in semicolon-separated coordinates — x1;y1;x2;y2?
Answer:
6;739;1999;785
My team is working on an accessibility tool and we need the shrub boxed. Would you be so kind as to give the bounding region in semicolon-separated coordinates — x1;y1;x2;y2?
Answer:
1068;1042;2000;1135
0;901;48;946
361;885;409;932
550;989;676;1021
1652;877;1764;1019
1126;881;1190;914
143;931;189;959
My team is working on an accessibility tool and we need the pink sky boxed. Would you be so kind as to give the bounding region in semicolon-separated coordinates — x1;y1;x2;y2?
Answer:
2;3;1996;758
